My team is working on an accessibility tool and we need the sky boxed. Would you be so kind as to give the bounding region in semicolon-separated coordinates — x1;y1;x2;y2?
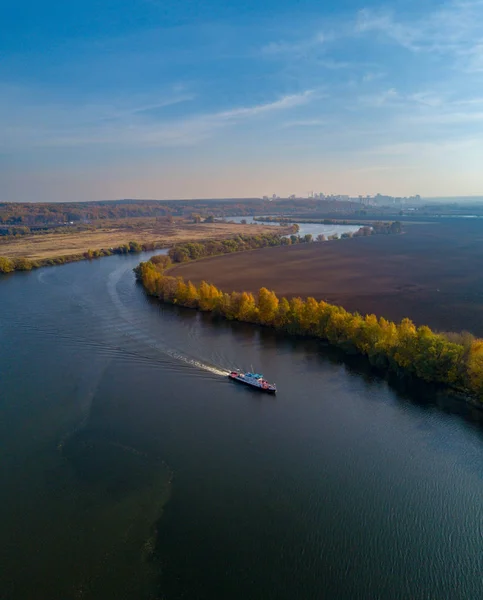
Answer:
1;0;483;202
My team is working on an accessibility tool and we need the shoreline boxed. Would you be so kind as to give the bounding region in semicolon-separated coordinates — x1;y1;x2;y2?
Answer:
0;223;289;274
135;247;483;407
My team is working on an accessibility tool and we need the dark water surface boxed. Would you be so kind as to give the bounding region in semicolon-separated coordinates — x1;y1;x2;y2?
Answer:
1;253;483;599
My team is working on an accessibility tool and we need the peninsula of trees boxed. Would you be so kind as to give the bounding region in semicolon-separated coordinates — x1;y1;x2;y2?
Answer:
135;251;483;404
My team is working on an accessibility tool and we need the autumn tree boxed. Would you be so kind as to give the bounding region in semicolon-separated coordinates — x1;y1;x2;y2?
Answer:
257;288;279;325
0;256;14;273
136;249;483;403
236;291;257;322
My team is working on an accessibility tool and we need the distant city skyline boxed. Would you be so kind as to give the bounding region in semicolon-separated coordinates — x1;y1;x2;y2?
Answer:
1;0;483;202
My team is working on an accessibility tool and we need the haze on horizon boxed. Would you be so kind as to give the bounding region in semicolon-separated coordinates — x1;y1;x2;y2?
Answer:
1;0;483;203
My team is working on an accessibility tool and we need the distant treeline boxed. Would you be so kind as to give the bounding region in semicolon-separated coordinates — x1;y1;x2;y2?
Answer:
0;200;256;227
0;196;383;227
135;256;483;404
0;240;164;274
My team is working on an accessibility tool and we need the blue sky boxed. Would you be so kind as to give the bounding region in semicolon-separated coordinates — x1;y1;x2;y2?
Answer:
1;0;483;201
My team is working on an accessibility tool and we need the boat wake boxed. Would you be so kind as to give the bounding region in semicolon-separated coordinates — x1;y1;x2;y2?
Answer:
106;265;230;378
165;350;229;376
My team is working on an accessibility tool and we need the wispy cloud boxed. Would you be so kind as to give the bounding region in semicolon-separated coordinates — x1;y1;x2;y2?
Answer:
316;59;352;70
366;136;482;157
281;118;327;128
355;9;421;51
110;95;196;119
355;1;483;71
216;90;314;119
407;92;444;108
362;72;386;83
1;89;315;150
261;31;331;58
358;88;400;107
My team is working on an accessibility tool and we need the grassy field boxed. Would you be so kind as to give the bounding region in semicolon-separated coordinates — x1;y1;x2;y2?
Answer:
168;220;483;336
0;221;280;260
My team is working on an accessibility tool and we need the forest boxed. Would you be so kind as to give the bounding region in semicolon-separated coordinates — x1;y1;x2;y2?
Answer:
135;256;483;402
0;197;376;229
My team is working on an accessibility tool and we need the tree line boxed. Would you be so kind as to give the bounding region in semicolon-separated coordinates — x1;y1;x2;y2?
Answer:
168;230;301;263
166;224;400;266
0;196;381;227
135;257;483;402
0;240;163;274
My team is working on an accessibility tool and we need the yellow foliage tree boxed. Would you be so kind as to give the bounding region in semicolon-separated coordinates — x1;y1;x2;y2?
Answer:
237;291;257;322
257;287;279;325
137;255;483;402
467;340;483;395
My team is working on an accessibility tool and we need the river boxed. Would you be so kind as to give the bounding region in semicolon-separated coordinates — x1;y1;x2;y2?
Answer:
228;215;363;238
1;252;483;599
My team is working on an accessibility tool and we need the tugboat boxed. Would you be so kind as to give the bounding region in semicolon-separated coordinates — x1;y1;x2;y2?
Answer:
228;371;277;394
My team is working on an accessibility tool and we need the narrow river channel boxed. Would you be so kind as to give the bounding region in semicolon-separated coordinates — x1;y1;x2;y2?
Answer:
1;252;483;599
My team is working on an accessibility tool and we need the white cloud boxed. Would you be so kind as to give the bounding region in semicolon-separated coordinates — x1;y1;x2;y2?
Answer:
0;89;316;150
355;9;420;51
358;88;400;107
366;136;482;157
355;1;483;71
280;118;327;128
261;31;331;58
409;110;483;125
316;59;352;70
362;72;386;83
217;90;314;120
408;92;444;108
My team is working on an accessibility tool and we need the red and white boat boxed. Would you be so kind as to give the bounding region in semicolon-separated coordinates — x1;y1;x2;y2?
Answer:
228;371;277;394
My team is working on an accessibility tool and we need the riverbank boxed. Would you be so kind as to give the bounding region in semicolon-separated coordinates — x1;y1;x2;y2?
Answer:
136;252;483;405
0;221;282;273
5;249;483;600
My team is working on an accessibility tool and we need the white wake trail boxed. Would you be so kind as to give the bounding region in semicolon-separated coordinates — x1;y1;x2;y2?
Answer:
106;265;229;378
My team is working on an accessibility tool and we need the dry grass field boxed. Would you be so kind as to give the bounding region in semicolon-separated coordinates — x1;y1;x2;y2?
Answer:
0;221;279;260
169;220;483;336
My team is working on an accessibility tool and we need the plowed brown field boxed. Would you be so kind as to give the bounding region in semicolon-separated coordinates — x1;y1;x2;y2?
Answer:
168;221;483;336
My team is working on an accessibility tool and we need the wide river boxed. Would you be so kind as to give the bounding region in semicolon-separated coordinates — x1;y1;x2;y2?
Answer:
2;252;483;599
